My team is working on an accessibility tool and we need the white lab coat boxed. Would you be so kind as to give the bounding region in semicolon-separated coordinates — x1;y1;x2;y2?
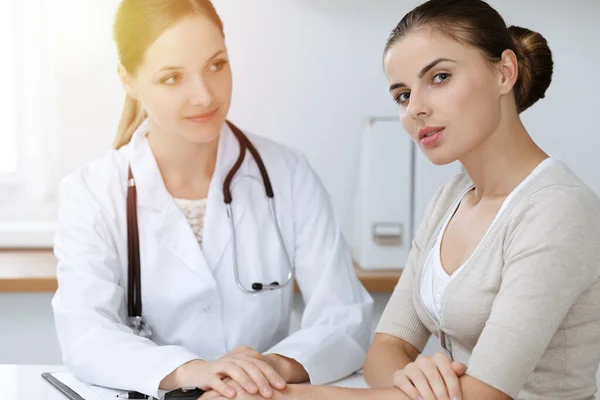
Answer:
51;120;373;397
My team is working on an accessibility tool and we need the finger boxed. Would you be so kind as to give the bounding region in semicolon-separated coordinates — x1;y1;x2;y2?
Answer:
392;370;421;400
199;390;223;400
224;346;252;359
237;359;273;397
232;345;252;353
252;359;286;390
218;362;258;394
451;361;468;376
421;362;451;400
404;365;437;400
207;377;237;399
434;357;462;399
233;345;262;359
243;348;263;359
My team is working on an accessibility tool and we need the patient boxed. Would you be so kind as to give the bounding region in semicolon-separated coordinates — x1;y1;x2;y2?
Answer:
202;0;600;399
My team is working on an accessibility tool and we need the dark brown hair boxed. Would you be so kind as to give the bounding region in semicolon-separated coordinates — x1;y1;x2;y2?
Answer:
385;0;553;113
112;0;224;149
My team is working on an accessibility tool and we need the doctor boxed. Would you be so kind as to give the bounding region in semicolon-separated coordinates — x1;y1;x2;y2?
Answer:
51;0;373;399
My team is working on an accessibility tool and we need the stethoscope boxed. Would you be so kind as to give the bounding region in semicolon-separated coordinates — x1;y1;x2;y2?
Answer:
126;121;294;338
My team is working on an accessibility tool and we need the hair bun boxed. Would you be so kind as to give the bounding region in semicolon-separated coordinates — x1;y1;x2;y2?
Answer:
508;25;553;113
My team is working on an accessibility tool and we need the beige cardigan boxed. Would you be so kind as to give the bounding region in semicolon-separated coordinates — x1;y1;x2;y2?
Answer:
377;162;600;399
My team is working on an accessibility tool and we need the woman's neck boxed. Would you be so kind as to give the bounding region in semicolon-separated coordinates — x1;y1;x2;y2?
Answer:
460;117;548;202
146;123;219;199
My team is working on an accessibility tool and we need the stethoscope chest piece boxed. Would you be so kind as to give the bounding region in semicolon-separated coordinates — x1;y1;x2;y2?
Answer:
129;315;152;339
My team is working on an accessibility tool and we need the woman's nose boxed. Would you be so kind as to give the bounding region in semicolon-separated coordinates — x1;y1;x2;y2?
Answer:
188;78;214;107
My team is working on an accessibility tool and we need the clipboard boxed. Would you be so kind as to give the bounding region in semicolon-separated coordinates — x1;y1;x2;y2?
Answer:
41;371;166;400
41;371;154;400
42;372;84;400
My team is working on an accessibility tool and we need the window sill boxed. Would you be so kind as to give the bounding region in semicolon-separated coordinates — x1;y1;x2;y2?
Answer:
0;220;56;249
0;250;57;292
0;251;401;293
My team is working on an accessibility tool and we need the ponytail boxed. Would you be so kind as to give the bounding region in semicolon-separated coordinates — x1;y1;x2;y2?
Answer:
113;94;147;149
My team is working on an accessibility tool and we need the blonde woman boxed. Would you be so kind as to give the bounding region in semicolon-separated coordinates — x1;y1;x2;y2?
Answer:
51;1;373;399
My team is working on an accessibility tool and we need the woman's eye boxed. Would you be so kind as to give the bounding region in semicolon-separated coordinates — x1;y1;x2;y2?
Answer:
433;72;451;84
393;92;410;106
209;60;228;72
161;74;180;85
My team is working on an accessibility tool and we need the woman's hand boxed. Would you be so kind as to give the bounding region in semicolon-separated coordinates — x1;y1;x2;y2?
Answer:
161;346;286;399
227;346;309;384
200;379;274;400
392;353;467;400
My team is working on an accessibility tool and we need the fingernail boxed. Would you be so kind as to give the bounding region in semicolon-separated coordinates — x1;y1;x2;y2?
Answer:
277;379;286;387
263;387;273;396
248;384;257;392
453;397;461;400
418;397;423;400
227;388;236;397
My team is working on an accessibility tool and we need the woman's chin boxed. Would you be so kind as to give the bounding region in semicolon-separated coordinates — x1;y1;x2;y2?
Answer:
422;148;458;166
181;119;224;144
185;130;221;145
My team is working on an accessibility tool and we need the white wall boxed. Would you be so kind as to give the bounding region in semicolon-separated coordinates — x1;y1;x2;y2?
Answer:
44;0;600;248
0;293;62;364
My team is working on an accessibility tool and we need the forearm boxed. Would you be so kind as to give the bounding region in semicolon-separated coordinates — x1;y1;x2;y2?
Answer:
57;320;198;397
265;326;367;384
277;384;411;400
363;341;415;388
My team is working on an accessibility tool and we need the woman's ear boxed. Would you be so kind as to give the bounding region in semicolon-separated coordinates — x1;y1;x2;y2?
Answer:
118;64;138;100
497;49;519;95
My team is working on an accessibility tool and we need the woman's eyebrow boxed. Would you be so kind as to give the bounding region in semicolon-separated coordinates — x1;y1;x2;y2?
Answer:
389;57;457;92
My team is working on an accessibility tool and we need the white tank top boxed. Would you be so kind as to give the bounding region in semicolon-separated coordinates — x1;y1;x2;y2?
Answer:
419;158;557;323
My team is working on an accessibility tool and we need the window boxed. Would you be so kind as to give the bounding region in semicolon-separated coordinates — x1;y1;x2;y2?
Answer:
0;0;18;178
0;0;57;247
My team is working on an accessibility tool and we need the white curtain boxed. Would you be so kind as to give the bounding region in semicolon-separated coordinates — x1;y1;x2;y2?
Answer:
0;0;59;211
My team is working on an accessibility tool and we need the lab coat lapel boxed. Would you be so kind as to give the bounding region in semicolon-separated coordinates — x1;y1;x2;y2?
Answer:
128;120;216;287
202;122;246;273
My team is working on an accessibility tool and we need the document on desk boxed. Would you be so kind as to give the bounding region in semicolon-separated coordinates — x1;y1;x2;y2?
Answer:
43;372;167;400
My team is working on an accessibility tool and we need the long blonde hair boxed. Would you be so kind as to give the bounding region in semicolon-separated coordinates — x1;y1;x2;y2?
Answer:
112;0;225;149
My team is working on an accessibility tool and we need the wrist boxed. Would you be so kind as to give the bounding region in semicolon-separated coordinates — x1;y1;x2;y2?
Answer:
264;353;288;381
265;354;308;384
171;359;205;389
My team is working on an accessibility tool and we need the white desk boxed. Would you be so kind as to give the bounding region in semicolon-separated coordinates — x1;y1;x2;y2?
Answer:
1;365;368;399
